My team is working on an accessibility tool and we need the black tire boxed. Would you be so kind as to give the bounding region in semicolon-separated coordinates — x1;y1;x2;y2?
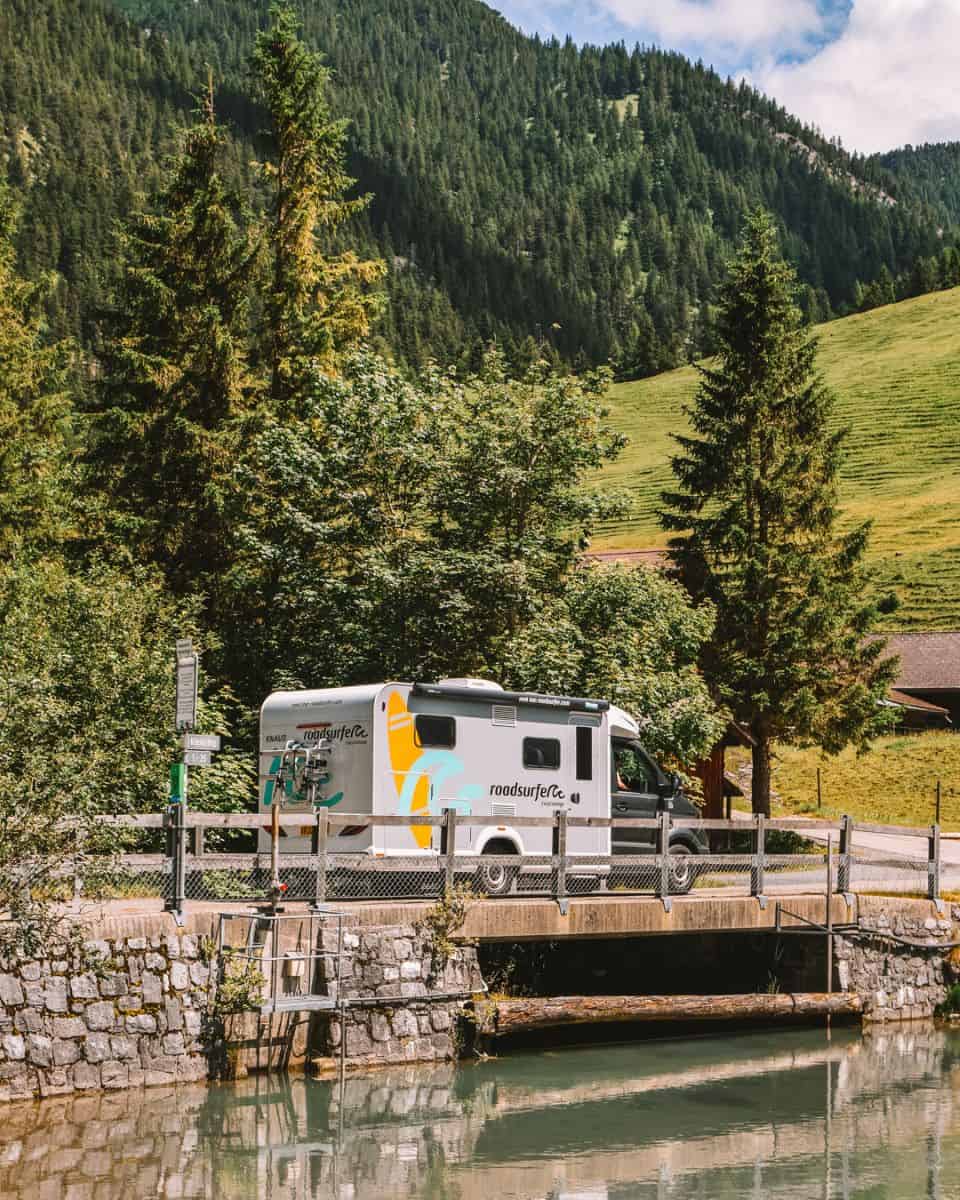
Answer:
667;844;697;895
476;841;518;897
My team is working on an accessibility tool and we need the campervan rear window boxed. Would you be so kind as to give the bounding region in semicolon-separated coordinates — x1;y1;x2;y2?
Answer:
414;714;456;748
523;737;560;770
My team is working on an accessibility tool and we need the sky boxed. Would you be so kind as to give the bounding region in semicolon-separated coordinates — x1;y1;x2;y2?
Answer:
491;0;960;155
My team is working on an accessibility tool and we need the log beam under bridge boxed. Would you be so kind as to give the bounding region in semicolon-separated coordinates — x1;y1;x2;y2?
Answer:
474;993;863;1037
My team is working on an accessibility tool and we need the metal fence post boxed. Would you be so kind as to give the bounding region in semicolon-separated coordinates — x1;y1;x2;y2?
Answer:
751;814;767;909
164;802;186;918
441;808;457;894
929;824;943;910
838;815;853;897
313;809;329;907
552;810;568;908
657;810;672;913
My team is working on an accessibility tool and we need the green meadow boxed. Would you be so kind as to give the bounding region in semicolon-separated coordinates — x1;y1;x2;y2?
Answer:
597;287;960;629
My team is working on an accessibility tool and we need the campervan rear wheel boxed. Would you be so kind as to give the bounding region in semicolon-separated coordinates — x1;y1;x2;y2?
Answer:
476;842;518;897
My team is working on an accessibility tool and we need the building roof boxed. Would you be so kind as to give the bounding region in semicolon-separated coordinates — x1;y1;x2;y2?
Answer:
879;632;960;691
887;688;951;716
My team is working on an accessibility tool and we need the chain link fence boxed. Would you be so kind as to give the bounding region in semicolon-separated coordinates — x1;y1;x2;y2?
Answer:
55;810;951;910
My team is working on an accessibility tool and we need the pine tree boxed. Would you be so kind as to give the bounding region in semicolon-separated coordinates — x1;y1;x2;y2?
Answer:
660;211;897;815
0;186;73;559
89;88;255;596
253;3;384;409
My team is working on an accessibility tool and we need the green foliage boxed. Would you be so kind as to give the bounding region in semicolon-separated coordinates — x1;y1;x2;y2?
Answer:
499;564;725;766
212;948;266;1016
88;102;256;597
596;285;960;631
661;211;897;813
935;982;960;1018
0;186;74;559
226;349;630;704
2;0;953;371
253;3;384;402
416;885;477;973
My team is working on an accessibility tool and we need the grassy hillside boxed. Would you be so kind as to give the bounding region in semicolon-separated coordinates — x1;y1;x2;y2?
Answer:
597;287;960;629
727;733;960;831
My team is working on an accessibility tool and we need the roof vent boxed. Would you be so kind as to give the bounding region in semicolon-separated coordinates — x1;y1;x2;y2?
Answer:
437;678;503;690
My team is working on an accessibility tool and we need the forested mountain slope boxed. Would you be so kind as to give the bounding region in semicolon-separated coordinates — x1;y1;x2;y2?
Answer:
1;0;954;371
597;287;960;630
875;143;960;227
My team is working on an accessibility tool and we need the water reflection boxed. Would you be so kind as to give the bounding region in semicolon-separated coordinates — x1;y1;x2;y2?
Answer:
0;1025;958;1198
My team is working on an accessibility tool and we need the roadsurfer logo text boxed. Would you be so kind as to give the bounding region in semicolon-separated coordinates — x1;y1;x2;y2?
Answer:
296;723;368;744
490;782;565;802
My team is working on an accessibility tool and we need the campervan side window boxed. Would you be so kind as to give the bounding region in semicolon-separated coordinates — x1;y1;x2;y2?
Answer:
523;737;560;770
414;714;456;748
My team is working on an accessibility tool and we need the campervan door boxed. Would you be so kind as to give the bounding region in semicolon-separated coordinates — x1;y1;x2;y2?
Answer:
373;682;611;858
258;685;378;854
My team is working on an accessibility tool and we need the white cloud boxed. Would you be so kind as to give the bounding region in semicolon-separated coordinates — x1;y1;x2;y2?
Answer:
600;0;828;60
749;1;960;153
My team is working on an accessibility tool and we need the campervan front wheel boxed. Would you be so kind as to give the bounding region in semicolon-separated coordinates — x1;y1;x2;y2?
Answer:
476;841;518;897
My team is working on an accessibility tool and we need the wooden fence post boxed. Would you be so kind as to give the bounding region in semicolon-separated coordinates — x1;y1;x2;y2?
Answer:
553;810;567;902
314;809;329;907
751;813;766;907
442;808;457;894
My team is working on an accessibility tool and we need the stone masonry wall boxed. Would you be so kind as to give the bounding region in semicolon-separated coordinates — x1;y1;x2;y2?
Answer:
837;902;954;1022
0;929;211;1103
318;923;484;1068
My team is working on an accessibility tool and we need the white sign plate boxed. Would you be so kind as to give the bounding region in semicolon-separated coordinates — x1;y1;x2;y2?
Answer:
181;733;221;752
175;655;198;731
183;749;212;767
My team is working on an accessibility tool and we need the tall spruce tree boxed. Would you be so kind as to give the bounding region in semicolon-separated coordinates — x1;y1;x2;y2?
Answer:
253;3;384;408
660;211;896;815
0;186;73;559
89;88;255;597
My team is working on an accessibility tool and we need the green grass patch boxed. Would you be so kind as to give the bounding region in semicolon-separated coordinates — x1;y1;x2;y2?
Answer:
595;287;960;630
728;730;960;829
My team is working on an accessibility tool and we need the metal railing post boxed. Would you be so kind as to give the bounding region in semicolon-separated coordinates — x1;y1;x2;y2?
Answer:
164;802;186;917
314;809;329;907
929;824;943;909
441;808;457;894
553;810;567;906
838;815;853;896
751;814;767;909
657;810;672;913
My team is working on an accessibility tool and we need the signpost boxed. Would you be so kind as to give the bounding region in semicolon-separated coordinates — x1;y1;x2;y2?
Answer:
168;638;221;917
175;639;198;732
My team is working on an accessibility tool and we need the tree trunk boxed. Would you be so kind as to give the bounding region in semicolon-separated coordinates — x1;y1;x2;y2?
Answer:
751;729;772;816
477;993;861;1037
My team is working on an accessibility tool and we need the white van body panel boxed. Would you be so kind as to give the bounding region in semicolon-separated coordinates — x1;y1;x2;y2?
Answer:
259;681;612;858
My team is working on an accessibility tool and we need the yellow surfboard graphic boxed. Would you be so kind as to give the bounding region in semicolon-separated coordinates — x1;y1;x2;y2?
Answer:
386;691;432;849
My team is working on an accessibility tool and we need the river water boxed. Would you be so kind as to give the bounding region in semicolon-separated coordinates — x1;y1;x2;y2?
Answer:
1;1024;958;1198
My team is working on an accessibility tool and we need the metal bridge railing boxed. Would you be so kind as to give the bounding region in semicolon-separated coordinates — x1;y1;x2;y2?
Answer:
49;809;956;917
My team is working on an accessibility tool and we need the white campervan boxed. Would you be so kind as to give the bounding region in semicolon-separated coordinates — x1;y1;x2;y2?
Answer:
259;678;643;894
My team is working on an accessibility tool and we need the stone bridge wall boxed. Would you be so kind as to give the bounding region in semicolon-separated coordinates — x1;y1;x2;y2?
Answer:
837;902;956;1021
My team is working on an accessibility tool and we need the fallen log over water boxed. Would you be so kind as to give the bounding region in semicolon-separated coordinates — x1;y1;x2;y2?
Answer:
476;993;862;1037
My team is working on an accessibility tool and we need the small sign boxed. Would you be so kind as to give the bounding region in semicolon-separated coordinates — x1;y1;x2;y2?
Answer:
181;733;221;752
183;749;212;768
175;641;198;732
